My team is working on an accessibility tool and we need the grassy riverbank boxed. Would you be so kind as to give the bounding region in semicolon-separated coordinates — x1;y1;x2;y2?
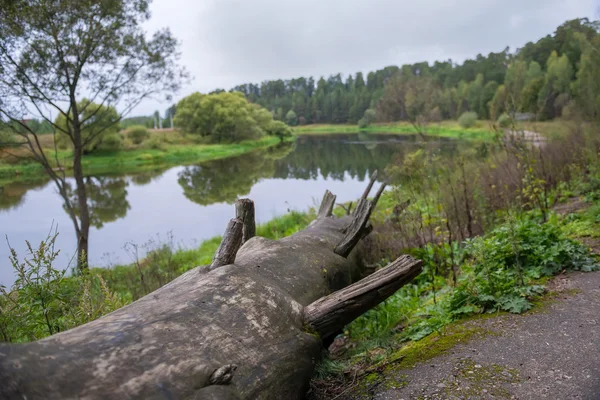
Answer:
0;135;285;181
4;120;600;387
294;120;498;140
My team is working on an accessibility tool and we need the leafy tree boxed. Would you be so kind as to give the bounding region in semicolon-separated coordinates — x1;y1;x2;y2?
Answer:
490;85;507;120
219;19;599;126
0;0;186;270
174;92;277;143
480;81;499;119
55;100;122;154
504;61;528;112
458;111;478;128
358;108;377;129
525;61;543;83
467;74;484;116
497;113;512;128
521;77;544;114
572;34;600;120
377;75;440;133
285;110;298;126
538;51;573;119
65;177;131;229
266;121;294;142
0;128;16;150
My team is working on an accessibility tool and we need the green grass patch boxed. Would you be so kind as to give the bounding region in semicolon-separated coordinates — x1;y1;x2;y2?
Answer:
294;121;498;141
0;136;285;181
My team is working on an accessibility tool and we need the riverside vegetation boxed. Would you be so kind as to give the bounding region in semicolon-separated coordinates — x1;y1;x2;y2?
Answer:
2;120;600;348
0;93;294;181
2;8;600;398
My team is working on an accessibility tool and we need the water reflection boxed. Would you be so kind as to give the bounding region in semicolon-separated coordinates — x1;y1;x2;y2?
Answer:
1;135;467;215
0;179;48;211
1;133;473;286
178;143;294;205
64;177;131;229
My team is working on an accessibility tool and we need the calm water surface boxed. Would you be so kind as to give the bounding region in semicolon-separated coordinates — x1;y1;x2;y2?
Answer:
0;134;464;286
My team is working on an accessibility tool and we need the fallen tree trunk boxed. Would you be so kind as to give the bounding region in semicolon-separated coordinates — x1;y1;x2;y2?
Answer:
0;177;422;400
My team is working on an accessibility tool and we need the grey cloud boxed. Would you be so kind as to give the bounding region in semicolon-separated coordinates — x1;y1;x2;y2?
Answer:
136;0;597;114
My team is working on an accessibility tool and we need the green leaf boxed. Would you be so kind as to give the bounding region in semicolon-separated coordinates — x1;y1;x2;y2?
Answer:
499;296;532;314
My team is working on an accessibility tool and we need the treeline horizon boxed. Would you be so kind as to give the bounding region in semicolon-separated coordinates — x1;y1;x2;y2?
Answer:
20;17;600;133
225;17;599;125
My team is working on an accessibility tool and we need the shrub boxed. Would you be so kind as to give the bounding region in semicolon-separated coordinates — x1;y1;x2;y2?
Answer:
497;113;512;128
127;125;150;145
449;215;598;316
458;111;478;128
145;135;167;151
358;109;377;130
96;132;123;152
266;121;294;142
285;110;298;126
174;92;276;143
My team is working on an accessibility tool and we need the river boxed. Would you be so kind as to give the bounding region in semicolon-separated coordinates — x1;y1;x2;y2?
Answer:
0;134;466;286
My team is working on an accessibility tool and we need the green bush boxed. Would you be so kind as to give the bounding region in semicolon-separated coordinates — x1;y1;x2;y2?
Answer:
358;109;377;129
458;111;478;128
96;132;123;152
497;113;512;128
145;135;167;151
267;120;294;142
285;110;298;126
449;214;597;316
127;125;150;145
347;214;598;344
174;92;277;143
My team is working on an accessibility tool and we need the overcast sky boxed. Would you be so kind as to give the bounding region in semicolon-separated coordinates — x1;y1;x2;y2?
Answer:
136;0;599;116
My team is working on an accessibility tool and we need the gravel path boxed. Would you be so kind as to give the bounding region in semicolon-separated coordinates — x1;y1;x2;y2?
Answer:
344;270;600;400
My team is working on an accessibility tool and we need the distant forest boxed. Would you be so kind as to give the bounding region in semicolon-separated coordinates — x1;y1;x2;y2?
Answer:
32;18;600;132
223;18;600;125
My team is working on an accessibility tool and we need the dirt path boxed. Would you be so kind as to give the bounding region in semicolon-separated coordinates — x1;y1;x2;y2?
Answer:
342;270;600;400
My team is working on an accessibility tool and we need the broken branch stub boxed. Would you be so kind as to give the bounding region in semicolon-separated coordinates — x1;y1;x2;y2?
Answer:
303;255;423;340
335;200;374;258
360;170;378;203
353;170;378;215
235;198;256;244
336;183;386;258
317;190;337;218
209;218;243;270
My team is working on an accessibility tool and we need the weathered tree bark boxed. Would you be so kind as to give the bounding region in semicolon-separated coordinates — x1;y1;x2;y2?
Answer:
304;255;422;340
235;199;255;244
210;218;244;270
352;170;378;218
0;182;421;400
317;190;336;218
